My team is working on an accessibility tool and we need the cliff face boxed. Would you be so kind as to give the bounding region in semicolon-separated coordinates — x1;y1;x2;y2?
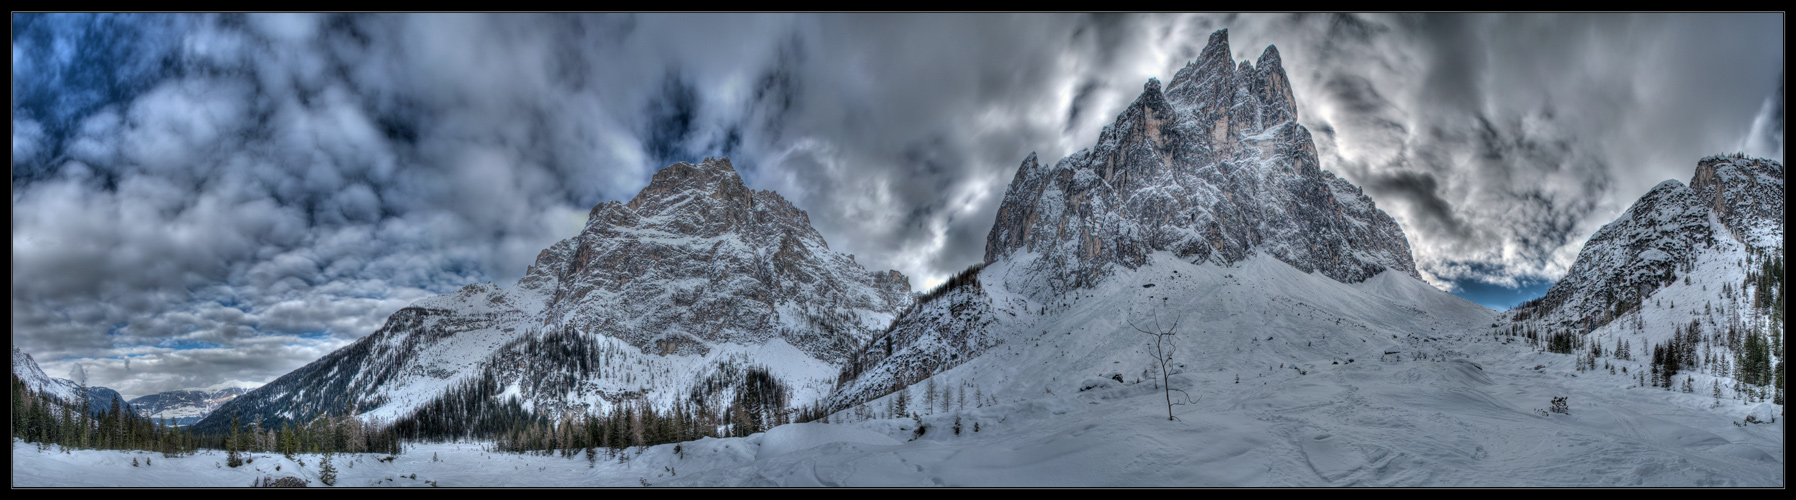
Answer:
1506;155;1784;333
199;157;911;431
536;157;912;361
985;29;1417;301
830;29;1423;413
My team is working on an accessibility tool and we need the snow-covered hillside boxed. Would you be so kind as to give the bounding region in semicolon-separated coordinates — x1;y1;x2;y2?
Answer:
833;251;1496;418
195;157;911;434
11;347;129;416
18;255;1783;486
128;387;249;427
12;347;83;404
1501;154;1784;405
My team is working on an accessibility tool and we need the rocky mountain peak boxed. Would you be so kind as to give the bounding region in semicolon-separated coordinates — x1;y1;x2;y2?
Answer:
199;156;913;432
1250;45;1298;126
984;29;1418;299
535;157;910;358
625;157;753;213
1504;154;1782;332
580;157;819;247
1688;155;1785;248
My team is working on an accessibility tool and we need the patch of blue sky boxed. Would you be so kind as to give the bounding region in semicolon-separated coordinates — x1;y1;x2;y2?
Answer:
215;296;250;312
157;339;221;350
1448;278;1554;312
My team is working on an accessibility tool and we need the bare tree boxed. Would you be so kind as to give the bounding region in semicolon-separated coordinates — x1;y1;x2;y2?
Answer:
1129;308;1196;421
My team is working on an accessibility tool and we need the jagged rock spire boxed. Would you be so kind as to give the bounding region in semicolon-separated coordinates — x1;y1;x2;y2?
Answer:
985;29;1419;299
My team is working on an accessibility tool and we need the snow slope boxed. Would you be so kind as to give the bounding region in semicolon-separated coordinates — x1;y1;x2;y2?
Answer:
18;255;1782;486
195;158;911;433
11;347;130;416
13;347;84;404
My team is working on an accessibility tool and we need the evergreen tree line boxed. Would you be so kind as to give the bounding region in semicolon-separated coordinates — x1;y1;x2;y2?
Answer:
1500;263;1783;405
488;365;791;455
835;262;989;398
221;404;403;459
390;324;651;442
12;374;200;456
13;373;401;458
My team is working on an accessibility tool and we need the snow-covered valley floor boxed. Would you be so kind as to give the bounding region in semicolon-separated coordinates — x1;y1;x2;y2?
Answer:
14;356;1784;488
13;349;1785;487
15;256;1784;487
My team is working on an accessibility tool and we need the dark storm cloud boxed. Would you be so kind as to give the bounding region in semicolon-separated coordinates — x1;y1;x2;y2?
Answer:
738;13;1178;287
1217;13;1781;289
11;13;1782;394
642;71;703;169
11;14;194;177
1362;171;1467;239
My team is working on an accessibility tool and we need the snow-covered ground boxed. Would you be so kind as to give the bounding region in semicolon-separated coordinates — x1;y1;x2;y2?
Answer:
14;255;1783;486
15;369;1783;488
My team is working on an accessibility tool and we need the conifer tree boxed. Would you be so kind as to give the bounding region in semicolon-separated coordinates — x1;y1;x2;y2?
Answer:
318;454;337;486
227;412;244;467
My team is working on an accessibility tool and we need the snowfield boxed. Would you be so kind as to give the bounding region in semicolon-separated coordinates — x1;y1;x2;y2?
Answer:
15;255;1783;487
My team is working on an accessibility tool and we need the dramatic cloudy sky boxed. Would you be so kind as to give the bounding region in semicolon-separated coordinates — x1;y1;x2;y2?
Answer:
11;13;1783;398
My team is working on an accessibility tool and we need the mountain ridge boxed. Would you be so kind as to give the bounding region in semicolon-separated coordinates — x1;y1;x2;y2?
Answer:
127;387;248;427
1504;154;1784;334
984;29;1417;303
831;29;1430;413
195;157;912;433
10;347;130;416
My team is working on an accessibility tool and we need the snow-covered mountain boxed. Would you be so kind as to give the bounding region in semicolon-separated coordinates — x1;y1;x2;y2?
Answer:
195;157;911;433
985;29;1418;301
829;29;1440;412
128;387;248;427
15;28;1784;487
10;347;130;416
1505;155;1783;333
785;33;1781;487
1499;154;1783;399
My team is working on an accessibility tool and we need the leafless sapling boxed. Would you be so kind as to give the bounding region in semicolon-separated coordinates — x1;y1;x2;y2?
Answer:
1129;307;1197;421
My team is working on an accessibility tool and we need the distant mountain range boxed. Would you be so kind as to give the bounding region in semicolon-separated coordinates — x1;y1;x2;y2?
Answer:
128;387;249;427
